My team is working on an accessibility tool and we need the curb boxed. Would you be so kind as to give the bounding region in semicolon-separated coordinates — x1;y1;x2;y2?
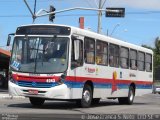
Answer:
0;94;25;99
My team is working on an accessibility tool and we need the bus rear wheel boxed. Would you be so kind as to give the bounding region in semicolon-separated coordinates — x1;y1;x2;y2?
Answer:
29;97;45;106
118;86;135;105
76;84;92;108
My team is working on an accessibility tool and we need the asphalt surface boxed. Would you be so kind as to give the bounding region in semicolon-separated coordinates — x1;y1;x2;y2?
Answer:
0;93;160;120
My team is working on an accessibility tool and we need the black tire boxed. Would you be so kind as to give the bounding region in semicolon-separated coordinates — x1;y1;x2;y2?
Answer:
118;86;135;105
77;85;92;108
29;97;45;106
92;98;100;105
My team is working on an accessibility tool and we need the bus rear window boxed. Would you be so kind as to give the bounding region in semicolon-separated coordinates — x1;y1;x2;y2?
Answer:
145;54;152;72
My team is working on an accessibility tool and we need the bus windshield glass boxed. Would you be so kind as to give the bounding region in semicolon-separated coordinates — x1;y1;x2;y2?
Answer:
10;37;69;73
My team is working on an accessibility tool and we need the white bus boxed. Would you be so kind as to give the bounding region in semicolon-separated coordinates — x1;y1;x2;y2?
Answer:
8;24;153;107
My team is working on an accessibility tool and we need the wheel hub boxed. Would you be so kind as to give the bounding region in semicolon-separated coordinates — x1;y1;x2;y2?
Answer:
129;90;134;101
83;90;90;102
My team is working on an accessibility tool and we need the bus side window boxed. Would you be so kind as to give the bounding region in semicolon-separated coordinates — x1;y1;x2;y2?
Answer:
130;49;137;70
109;44;119;67
84;37;95;64
137;51;145;71
120;47;129;69
130;60;137;69
96;40;108;65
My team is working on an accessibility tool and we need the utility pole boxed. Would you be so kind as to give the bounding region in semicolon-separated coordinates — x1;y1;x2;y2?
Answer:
23;0;35;22
33;0;37;23
97;0;106;33
97;0;102;33
23;0;124;34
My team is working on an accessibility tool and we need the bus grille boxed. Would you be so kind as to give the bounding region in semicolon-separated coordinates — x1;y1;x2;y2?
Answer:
17;81;58;88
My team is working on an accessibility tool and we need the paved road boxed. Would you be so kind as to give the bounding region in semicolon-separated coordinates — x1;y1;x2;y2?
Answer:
0;93;160;120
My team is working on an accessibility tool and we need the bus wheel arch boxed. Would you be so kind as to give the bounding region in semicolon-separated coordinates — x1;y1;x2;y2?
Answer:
130;83;136;95
84;80;94;93
118;83;135;105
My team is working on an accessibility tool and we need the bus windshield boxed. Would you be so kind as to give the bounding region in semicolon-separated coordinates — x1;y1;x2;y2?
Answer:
10;37;69;74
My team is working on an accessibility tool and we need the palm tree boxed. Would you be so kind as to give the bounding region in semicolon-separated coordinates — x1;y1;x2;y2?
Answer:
154;37;160;81
154;37;160;54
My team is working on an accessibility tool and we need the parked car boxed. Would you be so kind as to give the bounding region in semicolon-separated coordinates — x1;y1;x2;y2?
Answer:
153;82;160;94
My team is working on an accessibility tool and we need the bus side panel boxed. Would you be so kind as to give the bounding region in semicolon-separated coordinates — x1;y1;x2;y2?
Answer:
135;71;153;96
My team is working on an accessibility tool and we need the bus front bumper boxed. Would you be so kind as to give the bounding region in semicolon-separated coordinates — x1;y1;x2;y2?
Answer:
9;81;71;99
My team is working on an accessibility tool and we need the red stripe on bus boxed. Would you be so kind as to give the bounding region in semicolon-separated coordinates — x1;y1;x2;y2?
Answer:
12;74;60;82
65;76;152;85
12;74;152;85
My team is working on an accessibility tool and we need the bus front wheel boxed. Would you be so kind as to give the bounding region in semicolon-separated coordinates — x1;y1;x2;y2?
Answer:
76;85;92;108
29;97;45;106
118;86;135;105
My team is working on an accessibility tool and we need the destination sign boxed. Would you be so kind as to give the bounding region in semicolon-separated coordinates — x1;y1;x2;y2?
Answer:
16;25;71;35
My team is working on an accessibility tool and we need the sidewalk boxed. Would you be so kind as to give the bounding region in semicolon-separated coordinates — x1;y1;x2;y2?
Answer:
0;88;25;99
0;88;10;99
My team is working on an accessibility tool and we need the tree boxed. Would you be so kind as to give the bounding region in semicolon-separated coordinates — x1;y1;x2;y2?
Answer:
141;44;153;50
142;37;160;81
155;37;160;54
154;37;160;69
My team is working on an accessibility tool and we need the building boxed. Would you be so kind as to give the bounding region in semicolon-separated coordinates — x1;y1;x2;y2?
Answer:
0;48;11;88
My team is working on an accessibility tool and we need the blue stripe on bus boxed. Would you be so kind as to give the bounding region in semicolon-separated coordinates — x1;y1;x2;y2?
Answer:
16;80;152;89
64;81;152;89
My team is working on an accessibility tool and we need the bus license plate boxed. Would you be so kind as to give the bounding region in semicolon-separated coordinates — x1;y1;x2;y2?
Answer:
28;90;38;95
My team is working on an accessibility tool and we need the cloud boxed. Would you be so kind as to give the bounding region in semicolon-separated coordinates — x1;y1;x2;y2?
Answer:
107;0;160;10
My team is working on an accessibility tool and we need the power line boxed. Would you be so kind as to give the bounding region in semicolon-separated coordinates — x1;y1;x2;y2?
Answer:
0;14;97;18
127;11;160;14
0;11;160;18
0;15;31;17
0;0;49;2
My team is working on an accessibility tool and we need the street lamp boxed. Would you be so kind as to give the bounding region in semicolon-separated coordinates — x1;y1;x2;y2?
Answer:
110;23;120;36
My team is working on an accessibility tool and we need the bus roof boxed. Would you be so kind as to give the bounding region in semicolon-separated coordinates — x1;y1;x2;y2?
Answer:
18;24;153;54
70;25;153;54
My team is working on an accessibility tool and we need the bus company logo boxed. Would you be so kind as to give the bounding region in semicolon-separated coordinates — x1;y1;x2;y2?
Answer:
129;73;136;77
32;82;37;87
86;67;96;73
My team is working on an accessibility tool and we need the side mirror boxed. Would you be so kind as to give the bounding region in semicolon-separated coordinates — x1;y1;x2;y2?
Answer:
74;40;80;61
7;33;15;46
